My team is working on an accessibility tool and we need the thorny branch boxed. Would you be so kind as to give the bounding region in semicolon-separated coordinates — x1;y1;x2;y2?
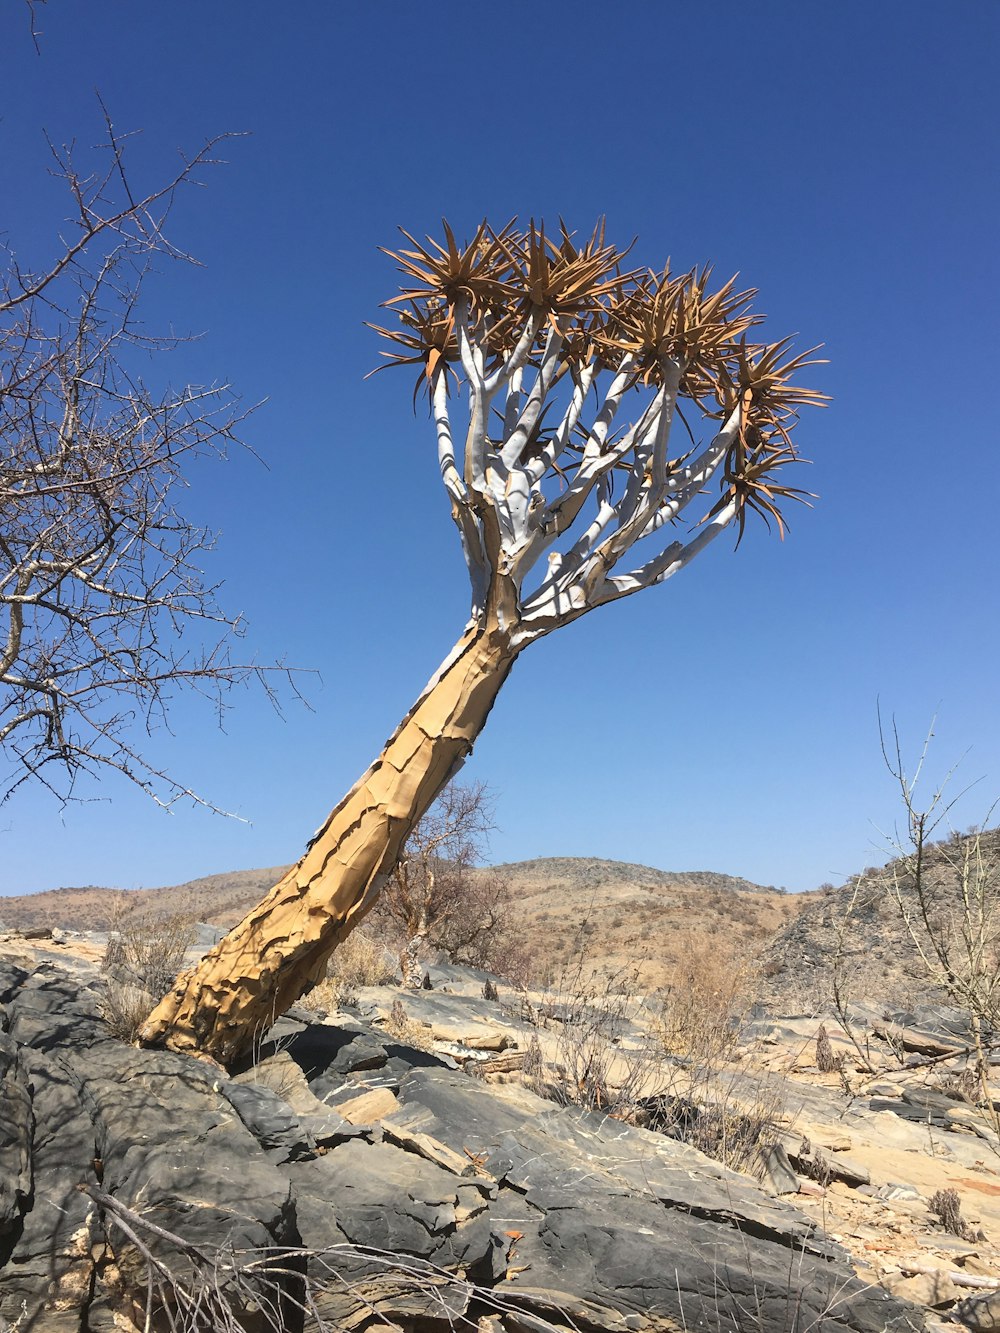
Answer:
1;114;297;810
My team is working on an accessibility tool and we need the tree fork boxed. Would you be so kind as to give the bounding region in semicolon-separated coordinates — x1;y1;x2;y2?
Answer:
140;606;520;1062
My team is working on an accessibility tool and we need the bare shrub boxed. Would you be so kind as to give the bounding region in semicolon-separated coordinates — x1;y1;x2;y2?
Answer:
526;923;785;1174
656;932;758;1062
368;781;531;987
332;927;397;988
0;117;297;813
841;715;1000;1122
101;901;196;1041
648;939;786;1175
941;1064;980;1102
548;968;648;1113
642;1083;786;1178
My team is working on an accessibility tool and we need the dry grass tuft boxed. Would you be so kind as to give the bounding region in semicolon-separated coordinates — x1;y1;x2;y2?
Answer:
100;899;196;1042
299;926;398;1014
384;997;435;1050
524;926;785;1175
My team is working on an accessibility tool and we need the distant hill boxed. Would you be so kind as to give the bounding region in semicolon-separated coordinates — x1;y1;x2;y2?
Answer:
0;854;802;990
760;827;1000;1011
494;856;779;896
0;867;292;933
492;857;799;987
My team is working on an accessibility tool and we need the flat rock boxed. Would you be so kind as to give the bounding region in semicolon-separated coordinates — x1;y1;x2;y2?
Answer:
219;1079;317;1161
337;1085;400;1124
886;1271;962;1308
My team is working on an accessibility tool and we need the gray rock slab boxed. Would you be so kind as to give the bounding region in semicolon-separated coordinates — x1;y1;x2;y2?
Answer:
283;1022;390;1095
357;984;531;1040
386;1067;921;1331
0;965;296;1329
0;1048;100;1329
0;1033;32;1235
61;1038;295;1257
0;961;928;1333
218;1079;317;1161
763;1142;800;1195
289;1138;495;1266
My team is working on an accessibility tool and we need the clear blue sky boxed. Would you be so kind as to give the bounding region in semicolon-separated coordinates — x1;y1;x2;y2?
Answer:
2;1;998;896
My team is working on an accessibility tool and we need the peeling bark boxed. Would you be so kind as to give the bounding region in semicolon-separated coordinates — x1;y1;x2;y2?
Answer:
401;934;426;990
140;607;519;1062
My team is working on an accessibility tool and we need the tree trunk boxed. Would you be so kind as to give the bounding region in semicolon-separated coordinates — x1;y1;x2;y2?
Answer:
401;933;426;990
140;608;520;1062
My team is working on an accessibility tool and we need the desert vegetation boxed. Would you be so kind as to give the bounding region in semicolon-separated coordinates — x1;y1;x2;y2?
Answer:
368;781;528;987
99;898;197;1041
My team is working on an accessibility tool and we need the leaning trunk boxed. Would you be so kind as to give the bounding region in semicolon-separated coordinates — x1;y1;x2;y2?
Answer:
140;610;520;1062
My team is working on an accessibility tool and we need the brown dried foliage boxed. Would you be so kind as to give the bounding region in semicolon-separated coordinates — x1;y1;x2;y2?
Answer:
372;217;827;545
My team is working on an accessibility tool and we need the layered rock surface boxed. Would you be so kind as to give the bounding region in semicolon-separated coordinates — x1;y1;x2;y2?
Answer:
0;959;922;1333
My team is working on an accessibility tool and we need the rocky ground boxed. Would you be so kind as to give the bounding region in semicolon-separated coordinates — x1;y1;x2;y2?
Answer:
4;926;1000;1333
0;929;924;1333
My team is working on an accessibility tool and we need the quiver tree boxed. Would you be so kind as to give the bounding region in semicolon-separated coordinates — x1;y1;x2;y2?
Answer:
142;218;826;1061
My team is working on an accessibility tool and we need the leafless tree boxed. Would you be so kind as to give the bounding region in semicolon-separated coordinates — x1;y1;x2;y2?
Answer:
371;780;522;986
871;714;1000;1109
144;218;826;1061
1;113;290;811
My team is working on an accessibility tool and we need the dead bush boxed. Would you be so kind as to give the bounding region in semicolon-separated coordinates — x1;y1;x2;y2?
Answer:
300;926;397;1013
656;932;758;1062
101;902;196;1041
384;997;434;1050
524;923;785;1174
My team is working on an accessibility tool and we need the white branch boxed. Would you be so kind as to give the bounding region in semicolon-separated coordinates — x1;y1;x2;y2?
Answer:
432;374;488;612
499;323;565;470
637;403;742;538
596;498;737;603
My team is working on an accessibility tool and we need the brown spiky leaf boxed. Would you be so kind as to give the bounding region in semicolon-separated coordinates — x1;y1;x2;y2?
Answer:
382;219;518;317
706;419;816;546
501;219;632;331
366;301;460;405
